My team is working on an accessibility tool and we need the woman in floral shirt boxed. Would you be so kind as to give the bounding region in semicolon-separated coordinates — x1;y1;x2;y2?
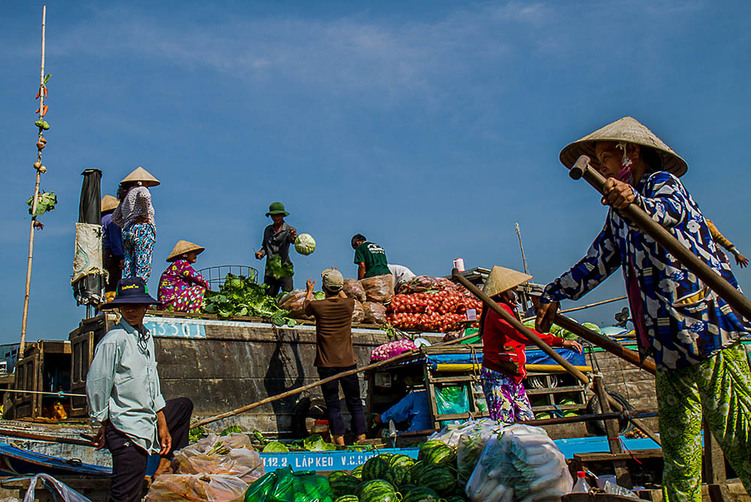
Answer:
157;240;210;313
536;117;751;501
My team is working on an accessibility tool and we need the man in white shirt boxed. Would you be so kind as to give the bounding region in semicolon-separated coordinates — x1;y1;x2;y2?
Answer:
87;278;193;502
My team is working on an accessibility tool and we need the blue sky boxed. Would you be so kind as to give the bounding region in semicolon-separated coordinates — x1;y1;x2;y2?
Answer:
1;1;749;344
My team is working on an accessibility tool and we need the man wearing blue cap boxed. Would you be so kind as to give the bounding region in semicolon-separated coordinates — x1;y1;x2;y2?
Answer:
87;278;193;502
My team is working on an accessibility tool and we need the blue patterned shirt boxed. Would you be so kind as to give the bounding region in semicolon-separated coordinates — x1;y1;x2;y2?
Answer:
541;171;746;370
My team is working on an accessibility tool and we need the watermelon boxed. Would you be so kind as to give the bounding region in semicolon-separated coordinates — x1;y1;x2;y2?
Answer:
418;440;456;465
444;496;468;502
330;474;360;498
351;465;364;480
415;464;456;495
384;464;410;488
401;486;441;502
357;480;398;502
329;471;350;483
408;460;426;485
335;496;359;502
362;455;390;481
388;453;416;470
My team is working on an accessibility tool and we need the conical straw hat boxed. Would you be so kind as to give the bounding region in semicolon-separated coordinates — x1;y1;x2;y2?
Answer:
121;166;160;187
167;240;205;262
482;266;533;298
101;195;119;212
559;116;688;177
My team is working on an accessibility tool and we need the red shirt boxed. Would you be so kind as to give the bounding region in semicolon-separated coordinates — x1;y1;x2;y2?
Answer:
481;302;564;383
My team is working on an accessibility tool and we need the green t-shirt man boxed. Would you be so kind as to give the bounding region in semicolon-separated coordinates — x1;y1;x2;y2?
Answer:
353;239;390;278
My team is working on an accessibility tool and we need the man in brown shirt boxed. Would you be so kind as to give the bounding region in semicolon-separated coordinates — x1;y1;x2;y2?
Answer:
304;268;367;445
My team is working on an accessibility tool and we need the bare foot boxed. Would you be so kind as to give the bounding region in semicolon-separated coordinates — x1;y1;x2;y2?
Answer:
153;457;173;478
332;435;346;447
355;434;366;443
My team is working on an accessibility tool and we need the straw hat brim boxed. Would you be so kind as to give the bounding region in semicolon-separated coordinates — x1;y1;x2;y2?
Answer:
482;266;533;299
559;116;688;178
101;195;119;212
167;240;205;262
121;167;161;187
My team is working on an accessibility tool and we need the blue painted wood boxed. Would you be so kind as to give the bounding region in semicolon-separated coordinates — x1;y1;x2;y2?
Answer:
0;443;111;477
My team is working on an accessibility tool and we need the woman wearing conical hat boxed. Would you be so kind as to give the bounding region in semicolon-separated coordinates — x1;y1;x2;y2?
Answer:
157;241;210;313
112;167;160;281
479;266;582;423
536;117;751;499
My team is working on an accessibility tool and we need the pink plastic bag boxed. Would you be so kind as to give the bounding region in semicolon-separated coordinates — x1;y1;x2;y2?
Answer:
370;339;417;361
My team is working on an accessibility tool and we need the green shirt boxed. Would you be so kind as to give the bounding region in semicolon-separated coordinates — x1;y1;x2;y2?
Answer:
354;241;390;278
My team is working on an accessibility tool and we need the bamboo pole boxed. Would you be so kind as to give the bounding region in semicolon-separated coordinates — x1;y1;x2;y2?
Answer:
515;223;529;275
20;5;48;360
0;428;94;447
559;295;627;314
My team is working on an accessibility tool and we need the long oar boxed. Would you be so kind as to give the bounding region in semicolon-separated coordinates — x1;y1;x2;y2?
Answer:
569;155;751;320
553;314;656;375
451;269;661;445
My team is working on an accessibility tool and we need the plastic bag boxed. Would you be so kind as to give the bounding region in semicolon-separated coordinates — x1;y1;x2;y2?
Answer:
173;433;265;482
21;474;91;502
465;424;572;502
279;290;310;319
370;339;416;362
363;301;388;324
361;274;394;302
435;385;470;415
352;299;366;323
397;275;464;295
342;279;367;303
244;466;333;502
146;474;249;501
456;420;501;486
429;419;484;447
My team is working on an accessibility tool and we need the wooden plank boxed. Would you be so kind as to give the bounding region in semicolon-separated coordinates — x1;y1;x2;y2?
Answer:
573;449;663;462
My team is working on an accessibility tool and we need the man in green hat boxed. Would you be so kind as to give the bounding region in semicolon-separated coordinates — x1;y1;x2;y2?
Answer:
255;202;297;296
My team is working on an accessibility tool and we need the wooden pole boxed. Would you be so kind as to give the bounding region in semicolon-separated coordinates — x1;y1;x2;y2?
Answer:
191;347;423;428
559;295;627;314
451;269;590;384
515;223;529;275
20;5;48;360
0;428;93;447
569;156;751;321
553;314;656;374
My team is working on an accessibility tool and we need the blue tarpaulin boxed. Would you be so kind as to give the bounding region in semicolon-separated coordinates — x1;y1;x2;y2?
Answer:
421;347;586;371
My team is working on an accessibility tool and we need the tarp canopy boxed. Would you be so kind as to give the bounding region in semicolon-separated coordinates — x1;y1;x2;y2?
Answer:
72;168;106;306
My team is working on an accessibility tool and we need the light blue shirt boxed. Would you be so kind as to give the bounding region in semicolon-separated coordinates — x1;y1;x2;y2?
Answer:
86;319;166;454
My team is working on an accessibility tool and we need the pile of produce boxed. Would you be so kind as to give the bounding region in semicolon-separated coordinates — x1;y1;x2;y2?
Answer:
327;439;468;502
386;277;483;333
202;273;294;325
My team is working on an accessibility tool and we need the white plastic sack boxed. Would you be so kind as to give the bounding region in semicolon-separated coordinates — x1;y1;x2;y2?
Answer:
429;419;488;448
173;433;264;482
71;223;105;284
457;419;502;486
465;424;572;502
22;473;91;502
145;474;248;502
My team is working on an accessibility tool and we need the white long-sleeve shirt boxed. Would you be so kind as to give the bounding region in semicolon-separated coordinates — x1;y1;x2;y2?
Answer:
86;319;166;453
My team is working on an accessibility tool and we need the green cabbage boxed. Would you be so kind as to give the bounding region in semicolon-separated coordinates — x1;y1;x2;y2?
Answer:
295;233;316;255
262;441;290;453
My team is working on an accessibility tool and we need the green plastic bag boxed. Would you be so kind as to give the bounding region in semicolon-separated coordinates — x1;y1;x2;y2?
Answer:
245;466;333;502
435;385;470;415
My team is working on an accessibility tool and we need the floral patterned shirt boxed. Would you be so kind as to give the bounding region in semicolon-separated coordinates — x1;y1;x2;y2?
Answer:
541;171;747;370
158;259;209;302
